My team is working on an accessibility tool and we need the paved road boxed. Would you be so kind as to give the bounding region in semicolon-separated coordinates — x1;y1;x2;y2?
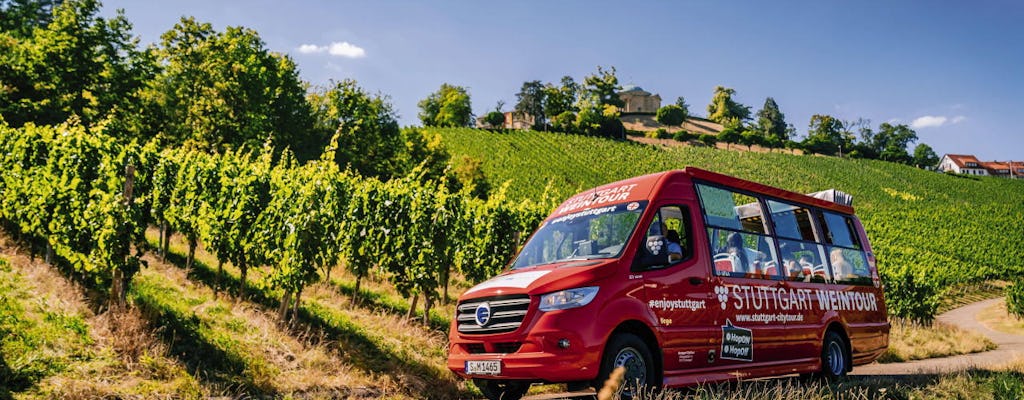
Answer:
853;298;1024;375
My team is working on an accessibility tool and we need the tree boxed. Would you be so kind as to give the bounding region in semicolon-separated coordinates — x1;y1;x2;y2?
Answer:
802;114;849;156
543;76;578;122
418;83;473;127
514;80;546;130
573;66;624;138
874;122;918;163
146;18;314;156
717;126;742;149
308;79;402;178
580;65;624;109
740;129;762;150
484;111;505;129
0;0;62;37
706;86;751;127
674;96;690;119
655;104;686;126
698;134;717;147
912;143;939;168
0;0;156;129
755;97;787;145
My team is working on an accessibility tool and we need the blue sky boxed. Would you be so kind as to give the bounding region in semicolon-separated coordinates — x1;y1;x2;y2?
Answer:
102;1;1024;160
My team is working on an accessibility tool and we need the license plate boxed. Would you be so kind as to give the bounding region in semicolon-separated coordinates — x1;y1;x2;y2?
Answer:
465;360;501;375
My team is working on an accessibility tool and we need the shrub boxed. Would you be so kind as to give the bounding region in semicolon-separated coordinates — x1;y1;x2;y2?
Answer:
883;270;939;324
673;131;693;142
655;104;686;126
698;134;717;147
1008;279;1024;319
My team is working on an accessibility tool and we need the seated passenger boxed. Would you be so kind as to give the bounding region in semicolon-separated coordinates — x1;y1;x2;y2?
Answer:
665;229;683;262
830;248;854;281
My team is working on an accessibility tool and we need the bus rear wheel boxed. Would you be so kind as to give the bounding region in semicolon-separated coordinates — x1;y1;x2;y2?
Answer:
818;330;849;379
473;379;530;400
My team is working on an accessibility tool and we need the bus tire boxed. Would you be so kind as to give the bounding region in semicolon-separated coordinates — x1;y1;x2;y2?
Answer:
818;330;849;379
473;379;529;400
595;333;656;398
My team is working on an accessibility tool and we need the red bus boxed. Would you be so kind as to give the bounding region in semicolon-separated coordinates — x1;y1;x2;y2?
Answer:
447;168;889;399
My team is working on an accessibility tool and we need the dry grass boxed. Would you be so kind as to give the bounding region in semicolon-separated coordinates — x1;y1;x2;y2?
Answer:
138;256;374;395
0;235;202;398
977;299;1024;336
877;317;995;363
144;227;470;398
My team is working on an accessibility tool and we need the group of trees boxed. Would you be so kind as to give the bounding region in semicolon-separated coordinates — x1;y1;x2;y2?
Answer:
660;86;939;168
497;66;627;137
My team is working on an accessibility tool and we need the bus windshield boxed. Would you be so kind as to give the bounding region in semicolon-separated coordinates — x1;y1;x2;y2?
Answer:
511;201;646;270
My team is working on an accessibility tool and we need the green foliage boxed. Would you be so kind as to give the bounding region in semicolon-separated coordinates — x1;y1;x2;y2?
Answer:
646;128;671;139
673;131;693;142
418;83;473;128
483;111;505;129
1007;279;1024;319
674;96;690;117
580;65;624;109
802;114;850;156
0;120;149;305
145;17;314;157
881;269;939;324
755;97;788;144
706;86;751;126
913;143;939;168
655;105;686;126
543;76;579;123
433;128;1024;321
0;0;156;130
308;79;402;178
699;134;718;147
718;126;742;146
874;122;918;163
514;80;546;129
453;155;490;199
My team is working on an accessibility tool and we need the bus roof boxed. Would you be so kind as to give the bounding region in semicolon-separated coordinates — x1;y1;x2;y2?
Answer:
550;168;856;218
682;167;856;215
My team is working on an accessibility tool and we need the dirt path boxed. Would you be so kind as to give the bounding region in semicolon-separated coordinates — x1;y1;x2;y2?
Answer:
853;298;1024;375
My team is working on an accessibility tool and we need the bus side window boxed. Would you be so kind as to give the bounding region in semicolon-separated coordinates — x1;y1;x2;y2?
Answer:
641;205;692;268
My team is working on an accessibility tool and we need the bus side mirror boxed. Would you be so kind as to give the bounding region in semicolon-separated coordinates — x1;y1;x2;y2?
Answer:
634;235;670;270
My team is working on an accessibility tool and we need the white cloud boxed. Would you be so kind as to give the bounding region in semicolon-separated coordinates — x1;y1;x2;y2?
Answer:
327;42;366;58
910;115;966;129
297;44;324;54
295;41;366;58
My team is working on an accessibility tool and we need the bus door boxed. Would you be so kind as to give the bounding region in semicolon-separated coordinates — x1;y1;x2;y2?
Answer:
635;203;719;373
696;184;787;371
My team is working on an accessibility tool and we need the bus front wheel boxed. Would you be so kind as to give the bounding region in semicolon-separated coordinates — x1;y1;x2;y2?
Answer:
595;333;656;398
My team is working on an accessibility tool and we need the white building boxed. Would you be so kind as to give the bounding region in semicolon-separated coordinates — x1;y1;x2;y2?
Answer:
938;154;1024;179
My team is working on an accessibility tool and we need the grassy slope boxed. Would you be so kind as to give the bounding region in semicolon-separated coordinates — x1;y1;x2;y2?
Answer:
142;228;473;399
435;128;1024;294
0;239;200;398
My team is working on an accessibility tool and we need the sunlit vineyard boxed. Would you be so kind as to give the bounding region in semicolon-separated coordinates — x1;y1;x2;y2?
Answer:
435;128;1024;321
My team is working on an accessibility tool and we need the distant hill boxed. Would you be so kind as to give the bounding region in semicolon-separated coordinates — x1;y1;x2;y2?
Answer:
433;128;1024;319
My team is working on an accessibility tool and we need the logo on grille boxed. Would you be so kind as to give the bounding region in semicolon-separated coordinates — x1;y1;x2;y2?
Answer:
475;302;492;326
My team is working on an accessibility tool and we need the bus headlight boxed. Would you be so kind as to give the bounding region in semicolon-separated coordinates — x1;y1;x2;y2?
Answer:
539;286;599;311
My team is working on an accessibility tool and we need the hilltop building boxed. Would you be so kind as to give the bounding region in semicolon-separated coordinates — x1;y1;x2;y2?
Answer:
618;85;661;114
938;154;1024;179
475;111;535;130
